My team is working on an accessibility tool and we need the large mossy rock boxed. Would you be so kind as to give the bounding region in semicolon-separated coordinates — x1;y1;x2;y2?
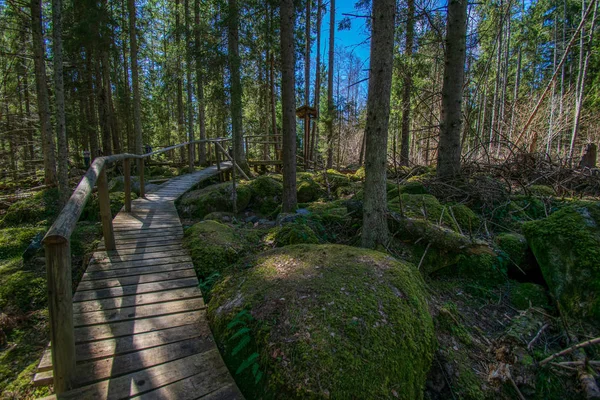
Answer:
183;220;259;278
265;222;319;247
296;173;323;203
178;182;252;218
248;176;283;215
208;244;435;399
523;204;600;319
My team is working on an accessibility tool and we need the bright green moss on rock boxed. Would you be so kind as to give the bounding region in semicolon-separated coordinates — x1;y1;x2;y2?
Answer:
0;271;46;313
351;166;365;181
315;169;351;192
0;227;46;259
494;233;534;276
183;220;259;278
178;182;252;218
296;178;322;203
265;222;319;247
208;244;435;399
248;176;283;215
523;204;600;320
0;189;60;227
509;282;549;310
448;204;480;233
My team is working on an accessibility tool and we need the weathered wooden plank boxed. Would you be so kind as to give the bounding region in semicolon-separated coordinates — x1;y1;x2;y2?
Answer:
97;239;183;251
91;248;188;263
76;270;197;292
86;256;192;272
82;263;193;281
73;277;199;302
73;287;202;313
199;383;244;400
74;298;206;326
39;350;224;399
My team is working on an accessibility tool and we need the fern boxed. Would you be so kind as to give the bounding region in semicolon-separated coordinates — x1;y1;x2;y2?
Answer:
232;335;251;356
230;327;251;341
235;352;259;374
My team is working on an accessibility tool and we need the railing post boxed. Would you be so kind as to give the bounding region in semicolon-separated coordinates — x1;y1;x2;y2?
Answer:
97;166;116;251
123;158;131;212
138;158;145;198
44;237;76;393
215;142;221;171
188;142;194;172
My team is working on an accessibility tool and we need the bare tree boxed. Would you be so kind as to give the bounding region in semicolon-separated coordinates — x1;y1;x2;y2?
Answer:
361;0;396;248
400;0;414;166
326;0;335;169
280;0;297;212
437;0;468;179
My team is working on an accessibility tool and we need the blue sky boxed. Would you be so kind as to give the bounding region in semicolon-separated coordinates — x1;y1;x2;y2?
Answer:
320;1;371;65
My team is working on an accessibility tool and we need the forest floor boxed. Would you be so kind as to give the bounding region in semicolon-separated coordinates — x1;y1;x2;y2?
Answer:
1;159;599;399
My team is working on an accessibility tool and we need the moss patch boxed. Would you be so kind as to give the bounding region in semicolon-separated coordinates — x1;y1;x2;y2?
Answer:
509;282;549;310
178;182;252;218
208;244;435;399
0;189;60;227
265;222;319;247
523;204;600;320
248;176;283;215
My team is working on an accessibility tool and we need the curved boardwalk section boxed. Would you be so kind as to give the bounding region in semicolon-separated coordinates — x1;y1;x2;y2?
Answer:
35;164;243;400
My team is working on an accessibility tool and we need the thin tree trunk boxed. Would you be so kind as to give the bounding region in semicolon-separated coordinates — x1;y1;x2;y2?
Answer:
436;0;468;179
311;0;322;164
52;0;69;203
326;0;335;169
280;0;297;212
400;0;414;166
304;0;311;167
228;0;247;170
195;0;207;165
128;0;142;154
185;0;194;169
31;0;57;185
361;0;395;248
176;0;185;161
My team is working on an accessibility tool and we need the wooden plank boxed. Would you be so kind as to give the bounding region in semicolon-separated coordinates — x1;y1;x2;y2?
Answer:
82;263;194;281
73;287;202;313
76;270;196;292
38;336;217;387
86;256;192;272
41;350;224;399
73;298;205;326
108;234;184;244
97;239;183;251
74;310;207;343
91;248;187;262
199;383;244;400
74;277;199;301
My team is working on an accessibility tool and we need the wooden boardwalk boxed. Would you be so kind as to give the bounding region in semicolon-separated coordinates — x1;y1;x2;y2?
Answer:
35;163;244;400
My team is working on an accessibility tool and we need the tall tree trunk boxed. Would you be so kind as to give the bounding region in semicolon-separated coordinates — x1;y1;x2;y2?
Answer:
326;0;335;169
436;0;468;180
121;0;133;152
311;0;322;164
128;0;143;154
52;0;69;203
85;53;100;158
31;0;57;185
304;0;311;167
280;0;297;212
400;0;414;166
361;0;395;248
176;0;185;161
185;0;194;169
195;0;207;165
228;0;247;170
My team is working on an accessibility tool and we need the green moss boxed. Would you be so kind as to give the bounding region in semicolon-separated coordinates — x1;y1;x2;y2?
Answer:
208;244;435;399
446;253;507;285
147;165;176;177
523;204;600;320
265;222;319;247
296;178;322;203
495;233;527;267
448;204;480;233
351;166;365;181
528;185;556;197
248;176;283;215
387;181;428;198
203;211;236;222
183;220;258;279
0;227;46;260
510;282;549;310
178;182;252;218
0;271;46;313
315;169;351;192
0;189;60;227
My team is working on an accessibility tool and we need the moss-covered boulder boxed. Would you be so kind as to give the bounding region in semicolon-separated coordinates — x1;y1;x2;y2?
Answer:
265;222;319;247
523;204;600;319
0;189;60;227
351;166;365;181
509;282;549;310
296;174;322;203
203;211;235;222
183;220;258;278
248;176;283;215
178;182;252;218
494;233;533;276
315;169;351;192
208;244;435;399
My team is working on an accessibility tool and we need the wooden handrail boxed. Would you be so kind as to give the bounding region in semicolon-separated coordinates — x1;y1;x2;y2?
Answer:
42;138;231;393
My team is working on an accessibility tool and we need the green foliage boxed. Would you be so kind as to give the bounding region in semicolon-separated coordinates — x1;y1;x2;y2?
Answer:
265;222;319;247
0;189;60;227
0;271;46;313
0;227;46;260
208;244;435;399
523;204;600;320
509;282;549;310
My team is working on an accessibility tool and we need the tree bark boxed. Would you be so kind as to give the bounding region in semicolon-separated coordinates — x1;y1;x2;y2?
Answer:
128;0;143;154
436;0;468;180
326;0;335;169
304;0;311;167
31;0;57;186
195;0;207;165
228;0;247;171
185;0;194;169
280;0;297;212
361;0;396;248
311;0;322;163
52;0;69;204
400;0;414;167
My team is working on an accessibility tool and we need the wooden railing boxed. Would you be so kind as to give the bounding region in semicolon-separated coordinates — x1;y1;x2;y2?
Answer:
42;138;240;393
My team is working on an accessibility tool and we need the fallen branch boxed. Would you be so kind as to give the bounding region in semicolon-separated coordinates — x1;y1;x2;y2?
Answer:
528;323;549;351
540;336;600;366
